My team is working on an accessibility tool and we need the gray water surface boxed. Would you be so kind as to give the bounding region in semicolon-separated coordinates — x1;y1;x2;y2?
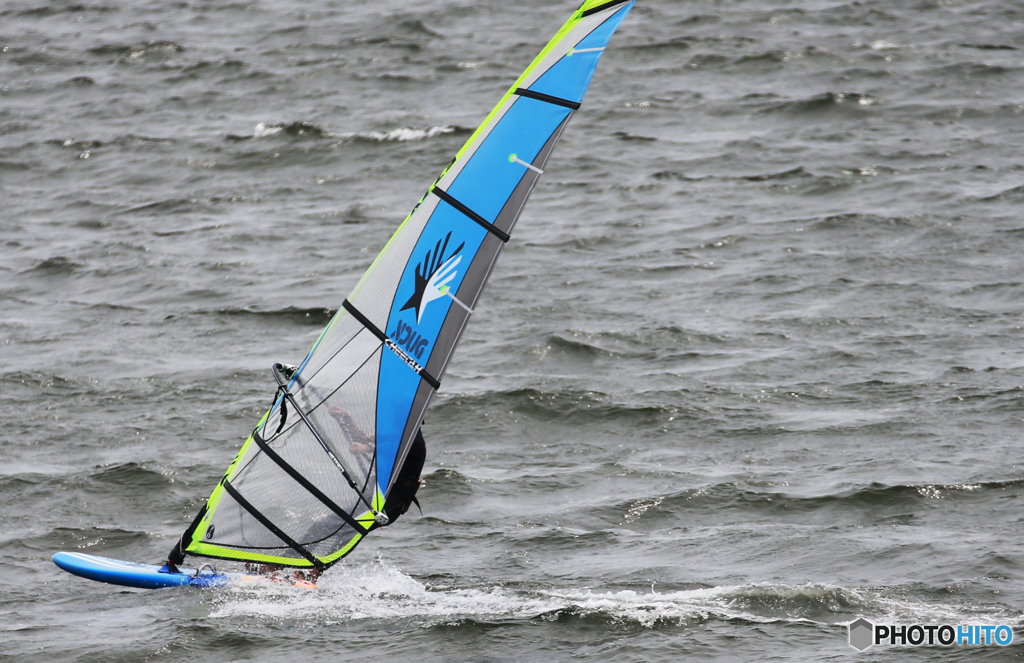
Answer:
3;1;1024;661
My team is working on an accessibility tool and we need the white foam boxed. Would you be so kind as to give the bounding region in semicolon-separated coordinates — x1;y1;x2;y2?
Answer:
209;560;1001;629
252;122;283;138
354;126;454;142
210;560;555;624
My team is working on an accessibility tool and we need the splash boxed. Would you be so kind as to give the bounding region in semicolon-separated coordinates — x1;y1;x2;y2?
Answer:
355;126;454;142
208;559;1002;629
252;122;283;138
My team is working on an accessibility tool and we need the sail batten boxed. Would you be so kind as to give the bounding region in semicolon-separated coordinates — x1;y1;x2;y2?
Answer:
173;0;636;570
513;88;582;110
431;188;511;243
249;429;369;535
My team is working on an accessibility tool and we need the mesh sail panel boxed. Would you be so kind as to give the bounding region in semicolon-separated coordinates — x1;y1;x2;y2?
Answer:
193;346;384;566
180;0;636;569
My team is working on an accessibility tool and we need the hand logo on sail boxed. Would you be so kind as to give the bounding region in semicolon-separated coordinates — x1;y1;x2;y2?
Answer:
401;232;465;324
419;254;461;323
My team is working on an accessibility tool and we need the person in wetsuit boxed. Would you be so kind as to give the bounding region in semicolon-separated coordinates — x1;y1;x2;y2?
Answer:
374;428;426;528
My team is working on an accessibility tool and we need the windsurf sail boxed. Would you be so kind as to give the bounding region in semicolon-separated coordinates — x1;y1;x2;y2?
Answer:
168;0;636;572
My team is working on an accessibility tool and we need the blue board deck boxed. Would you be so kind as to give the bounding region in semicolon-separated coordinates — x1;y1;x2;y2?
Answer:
52;552;286;589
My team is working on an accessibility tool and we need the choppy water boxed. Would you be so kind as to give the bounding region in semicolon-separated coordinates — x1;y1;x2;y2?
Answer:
3;0;1024;660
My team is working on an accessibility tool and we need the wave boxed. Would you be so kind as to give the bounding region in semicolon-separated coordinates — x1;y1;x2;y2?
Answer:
0;371;96;397
340;18;445;51
86;462;179;491
929;61;1015;79
58;76;96;87
119;197;215;216
675;14;720;26
47;135;175;153
538;324;731;364
742;166;811;182
734;50;786;67
209;558;1004;628
653;48;841;75
959;43;1017;51
299;204;391;225
6;4;117;18
622;37;693;52
394;18;445;40
0;525;150;554
611;131;656;142
976;183;1024;202
88;41;185;58
353;126;459;142
912;102;1024;122
803;213;926;232
650;170;707;182
22;256;82;275
758;91;881;115
156;306;335;329
245;122;460;142
652;167;895;194
209;306;335;326
684;53;729;70
422;468;473;498
603;479;1024;526
251;121;324;139
435;387;698;427
0;159;30;172
0;462;178;494
810;6;899;27
541;332;721;364
543;335;619;360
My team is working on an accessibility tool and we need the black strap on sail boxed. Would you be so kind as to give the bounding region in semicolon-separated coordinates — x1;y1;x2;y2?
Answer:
431;187;511;243
341;300;441;391
221;479;326;572
251;427;369;536
166;474;330;571
513;87;581;111
581;0;631;18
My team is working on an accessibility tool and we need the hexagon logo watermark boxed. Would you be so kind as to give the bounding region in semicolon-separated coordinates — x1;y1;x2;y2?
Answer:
849;618;874;651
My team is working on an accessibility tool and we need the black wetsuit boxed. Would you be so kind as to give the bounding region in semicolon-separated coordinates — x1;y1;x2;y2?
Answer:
378;429;425;526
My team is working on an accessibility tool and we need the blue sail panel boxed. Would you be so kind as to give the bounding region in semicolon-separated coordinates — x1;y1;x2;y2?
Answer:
376;214;488;490
375;351;416;492
529;5;633;103
373;101;572;492
447;99;573;221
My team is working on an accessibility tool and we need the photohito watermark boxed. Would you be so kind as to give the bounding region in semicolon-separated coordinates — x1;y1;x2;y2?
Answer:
848;618;1013;651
